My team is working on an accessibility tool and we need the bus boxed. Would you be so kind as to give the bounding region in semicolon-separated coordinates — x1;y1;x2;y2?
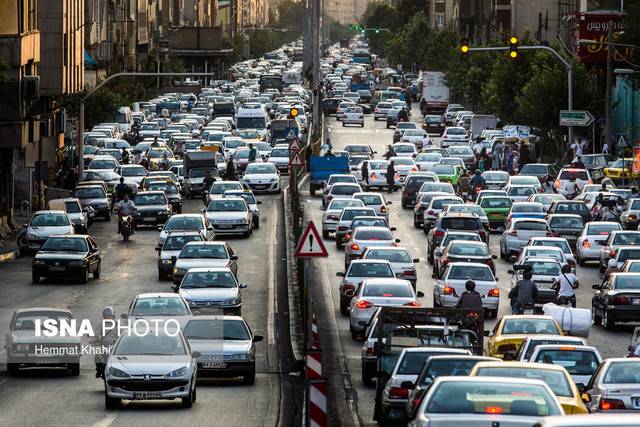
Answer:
352;50;372;65
259;74;284;93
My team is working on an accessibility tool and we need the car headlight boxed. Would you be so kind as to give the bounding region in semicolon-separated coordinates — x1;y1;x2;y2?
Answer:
173;267;186;275
164;367;188;378
69;260;86;266
243;178;251;183
225;296;241;305
161;259;173;265
108;367;131;378
13;344;29;352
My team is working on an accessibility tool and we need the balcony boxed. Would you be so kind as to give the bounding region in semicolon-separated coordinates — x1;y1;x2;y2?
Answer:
0;31;40;68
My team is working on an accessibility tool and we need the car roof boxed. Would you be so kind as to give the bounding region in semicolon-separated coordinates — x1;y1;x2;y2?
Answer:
350;258;392;265
548;214;583;219
14;307;73;315
33;210;67;215
354;226;392;232
362;278;411;286
511;217;547;223
136;293;183;298
531;344;598;352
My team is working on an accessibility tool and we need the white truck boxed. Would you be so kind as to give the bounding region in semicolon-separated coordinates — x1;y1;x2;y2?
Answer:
419;71;449;115
470;114;498;138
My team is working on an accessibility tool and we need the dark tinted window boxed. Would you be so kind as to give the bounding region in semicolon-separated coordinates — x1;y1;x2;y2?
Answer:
355;229;393;240
441;218;480;231
514;221;548;231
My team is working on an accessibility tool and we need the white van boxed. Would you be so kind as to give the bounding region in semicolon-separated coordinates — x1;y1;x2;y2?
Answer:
235;104;269;140
115;106;134;132
283;70;303;86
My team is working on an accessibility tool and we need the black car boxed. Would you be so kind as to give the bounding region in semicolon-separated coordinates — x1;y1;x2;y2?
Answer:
322;98;342;116
422;115;445;135
547;200;591;223
547;214;583;248
132;191;172;227
32;235;101;284
72;185;111;220
577;154;615;182
402;174;438;209
592;272;640;330
358;90;372;104
147;181;183;213
426;213;488;264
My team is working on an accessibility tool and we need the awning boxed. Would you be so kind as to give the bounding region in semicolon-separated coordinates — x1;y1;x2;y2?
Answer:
84;49;98;66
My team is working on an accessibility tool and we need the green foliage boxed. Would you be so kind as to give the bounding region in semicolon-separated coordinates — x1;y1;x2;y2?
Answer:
362;1;400;53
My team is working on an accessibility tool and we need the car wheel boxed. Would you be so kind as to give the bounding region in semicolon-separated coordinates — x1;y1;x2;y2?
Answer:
342;122;345;127
105;391;120;409
603;310;616;330
32;271;40;284
242;370;256;385
69;363;80;376
592;304;602;325
182;386;195;408
433;296;440;307
93;261;101;279
80;268;89;284
7;363;19;376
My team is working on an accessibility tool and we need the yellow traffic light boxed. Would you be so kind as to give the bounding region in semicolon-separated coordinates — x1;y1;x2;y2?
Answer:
460;38;470;58
509;35;518;60
509;50;518;59
509;36;518;45
461;45;469;54
290;108;299;117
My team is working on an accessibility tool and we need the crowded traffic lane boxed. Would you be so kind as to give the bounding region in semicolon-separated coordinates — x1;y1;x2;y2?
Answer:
0;195;283;427
308;107;635;425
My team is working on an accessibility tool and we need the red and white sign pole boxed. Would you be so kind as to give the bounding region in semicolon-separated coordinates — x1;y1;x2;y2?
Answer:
308;378;327;427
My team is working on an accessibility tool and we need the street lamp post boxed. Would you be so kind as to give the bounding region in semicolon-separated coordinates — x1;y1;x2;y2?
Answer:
77;72;219;182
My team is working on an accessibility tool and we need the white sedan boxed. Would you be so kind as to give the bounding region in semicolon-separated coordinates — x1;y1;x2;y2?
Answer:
342;106;365;127
400;129;430;148
240;162;280;194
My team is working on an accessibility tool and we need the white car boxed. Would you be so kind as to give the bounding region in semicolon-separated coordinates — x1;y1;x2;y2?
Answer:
223;190;261;228
389;157;418;181
434;262;499;318
104;329;197;409
352;192;391;218
241;162;280;194
414;152;442;170
116;164;148;185
529;344;603;387
321;198;365;238
508;175;542;189
392;143;418;158
554;168;592;195
400;129;430;148
25;210;75;252
205;198;253;237
440;126;468;149
336;101;356;120
374;102;393;120
364;160;395;190
505;184;538;203
267;146;289;172
348;278;422;338
157;214;213;247
342;106;365;127
176;267;246;315
576;221;623;266
207;181;244;202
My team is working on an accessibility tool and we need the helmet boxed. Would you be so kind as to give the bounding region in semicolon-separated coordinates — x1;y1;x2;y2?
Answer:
102;306;115;319
475;169;481;176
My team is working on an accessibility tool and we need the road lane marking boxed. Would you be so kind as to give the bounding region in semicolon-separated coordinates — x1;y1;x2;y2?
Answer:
91;414;118;427
267;200;277;345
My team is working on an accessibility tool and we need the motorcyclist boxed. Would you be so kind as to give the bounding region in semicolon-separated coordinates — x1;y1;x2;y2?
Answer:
203;170;216;204
509;269;538;314
458;170;471;200
121;148;130;165
542;175;557;193
470;169;486;198
115;193;136;235
114;177;130;208
94;306;118;378
563;176;582;199
456;280;483;312
552;264;579;308
602;206;619;221
386;160;397;193
384;145;396;160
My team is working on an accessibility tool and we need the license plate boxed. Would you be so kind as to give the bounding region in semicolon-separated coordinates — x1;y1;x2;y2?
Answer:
218;224;233;229
133;392;162;400
632;298;640;305
49;266;66;271
143;217;156;222
202;362;227;369
523;309;534;315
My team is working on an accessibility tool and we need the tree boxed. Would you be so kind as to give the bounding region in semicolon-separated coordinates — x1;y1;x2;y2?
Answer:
363;2;400;54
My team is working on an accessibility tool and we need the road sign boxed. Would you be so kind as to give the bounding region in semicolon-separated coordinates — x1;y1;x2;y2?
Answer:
559;110;595;127
285;128;297;140
618;134;628;147
289;138;301;151
290;151;304;168
295;222;328;258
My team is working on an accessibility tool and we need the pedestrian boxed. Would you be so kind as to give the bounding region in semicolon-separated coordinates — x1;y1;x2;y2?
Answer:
248;143;257;163
491;140;504;170
361;161;369;187
151;136;160;147
202;170;216;205
121;148;130;165
506;146;515;174
456;280;484;312
519;142;530;168
94;306;118;378
472;138;484;155
386;160;396;193
224;157;236;181
602;142;610;155
64;167;78;189
478;148;488;172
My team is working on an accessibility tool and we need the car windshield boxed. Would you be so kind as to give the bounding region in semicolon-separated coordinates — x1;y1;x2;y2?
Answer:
148;182;178;194
614;275;640;289
502;319;560;335
354;195;383;205
189;169;216;178
533;349;599;376
163;235;202;251
550;217;583;229
432;199;462;210
425;381;560;416
328;200;363;210
433;165;455;175
441;217;480;230
610;159;632;168
396;351;434;375
448;244;489;256
114;334;186;355
31;213;69;227
525;261;561;276
420;183;454;193
353;218;386;228
525;249;562;261
369;161;388;170
41;237;88;252
236;117;267;129
342;209;375;220
147;149;170;158
448;147;472;155
355;229;393;240
393;158;414;165
180;243;227;259
135;193;166;205
603;362;640;384
421;359;482;383
520;164;548;175
88;159;117;169
394;145;414;153
404;130;425;137
416;153;441;162
447;205;485;217
271;149;288;157
532;240;571;254
448;265;493;281
183;319;250;341
612;233;640;245
332;185;360;196
74;187;106;199
13;312;73;330
165;216;203;231
64;201;82;213
208;199;246;212
181;271;236;288
211;183;242;194
131;297;189;316
446;128;466;135
481;197;512;209
246;164;277;174
475;367;572;397
366;250;412;263
484;172;508;181
443;234;481;246
348;263;394;277
121;167;147;177
363;284;413;297
618;248;640;263
554;203;588;214
513;204;544;213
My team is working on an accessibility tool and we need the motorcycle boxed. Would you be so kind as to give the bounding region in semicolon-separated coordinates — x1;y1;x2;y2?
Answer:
119;215;133;241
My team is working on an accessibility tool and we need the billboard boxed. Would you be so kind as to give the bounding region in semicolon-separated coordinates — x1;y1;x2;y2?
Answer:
574;12;633;65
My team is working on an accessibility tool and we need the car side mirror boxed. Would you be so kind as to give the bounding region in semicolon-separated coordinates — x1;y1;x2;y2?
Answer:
155;246;161;252
395;238;401;243
336;271;344;277
253;335;264;343
156;226;163;231
192;351;201;358
492;255;497;259
413;258;420;263
257;201;263;204
239;283;248;289
416;291;424;298
483;330;491;337
231;255;239;260
401;381;415;389
390;227;397;232
387;201;392;205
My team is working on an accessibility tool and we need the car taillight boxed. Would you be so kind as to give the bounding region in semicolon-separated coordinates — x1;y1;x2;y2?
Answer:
343;284;355;292
488;288;500;297
479;230;486;238
443;286;457;296
371;173;377;179
568;259;576;267
485;406;503;414
441;256;450;266
630;214;638;221
600;398;625;410
614;295;630;305
365;346;376;356
509;230;517;236
356;300;373;309
610;250;617;257
351;243;360;251
554;180;560;188
582;240;591;248
402;270;414;277
411;167;417;172
487;258;494;268
404;301;421;307
388;386;409;399
337;226;348;231
434;230;445;237
381;206;387;213
327;195;333;201
345;233;352;240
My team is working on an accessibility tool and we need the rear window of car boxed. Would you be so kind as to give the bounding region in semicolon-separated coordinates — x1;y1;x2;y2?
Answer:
523;339;583;361
525;261;561;276
432;198;463;209
366;250;412;263
603;361;640;384
512;204;543;213
348;263;394;277
441;217;480;230
520;164;548;175
514;221;548;231
612;233;640;245
396;352;432;375
446;128;466;135
363;284;413;297
586;223;620;235
508;187;536;196
355;194;383;205
328;176;355;185
481;198;512;209
341;209;375;220
533;350;599;376
443;234;481;246
559;170;589;181
613;275;640;289
355;229;393;240
448;265;493;281
549;216;583;229
448;243;489;256
332;185;360;195
618;249;640;263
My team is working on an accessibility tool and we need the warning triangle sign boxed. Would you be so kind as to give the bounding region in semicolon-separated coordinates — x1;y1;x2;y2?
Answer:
295;222;328;258
286;129;297;139
290;151;304;167
289;138;301;151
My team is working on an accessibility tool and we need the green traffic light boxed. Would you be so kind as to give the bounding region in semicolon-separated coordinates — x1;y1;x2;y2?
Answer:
376;29;380;34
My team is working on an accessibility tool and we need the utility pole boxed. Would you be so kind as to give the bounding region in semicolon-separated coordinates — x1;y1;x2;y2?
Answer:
605;20;613;153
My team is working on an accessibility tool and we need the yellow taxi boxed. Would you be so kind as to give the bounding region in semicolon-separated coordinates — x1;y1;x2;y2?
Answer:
470;361;589;414
486;315;562;359
603;158;639;182
235;129;262;143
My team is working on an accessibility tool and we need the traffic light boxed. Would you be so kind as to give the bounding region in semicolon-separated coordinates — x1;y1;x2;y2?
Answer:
460;38;470;58
375;28;380;34
509;36;519;59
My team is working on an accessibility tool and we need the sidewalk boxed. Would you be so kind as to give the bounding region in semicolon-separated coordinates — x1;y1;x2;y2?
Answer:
0;215;30;263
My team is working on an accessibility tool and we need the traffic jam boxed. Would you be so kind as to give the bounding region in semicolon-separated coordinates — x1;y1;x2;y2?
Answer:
2;35;640;427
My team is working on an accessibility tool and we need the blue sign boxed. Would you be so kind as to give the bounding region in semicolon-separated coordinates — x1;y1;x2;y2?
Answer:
285;127;297;140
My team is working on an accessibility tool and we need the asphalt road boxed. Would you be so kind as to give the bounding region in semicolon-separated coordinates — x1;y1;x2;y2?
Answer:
305;106;638;425
0;193;289;427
